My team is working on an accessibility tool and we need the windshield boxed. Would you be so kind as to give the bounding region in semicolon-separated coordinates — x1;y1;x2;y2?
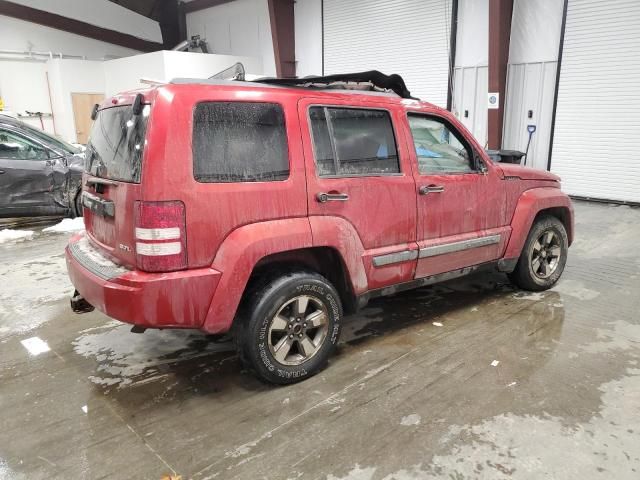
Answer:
20;122;80;154
85;105;150;183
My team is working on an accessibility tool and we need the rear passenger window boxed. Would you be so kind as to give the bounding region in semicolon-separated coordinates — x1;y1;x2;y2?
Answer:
193;102;289;183
309;107;400;177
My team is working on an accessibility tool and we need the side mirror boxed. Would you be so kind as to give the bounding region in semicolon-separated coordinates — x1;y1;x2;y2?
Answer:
475;153;488;173
46;149;66;165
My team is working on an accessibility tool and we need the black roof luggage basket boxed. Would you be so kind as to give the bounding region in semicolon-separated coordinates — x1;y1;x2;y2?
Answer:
254;70;418;100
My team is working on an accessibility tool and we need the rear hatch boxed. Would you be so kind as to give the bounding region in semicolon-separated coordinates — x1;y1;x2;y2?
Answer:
83;100;150;268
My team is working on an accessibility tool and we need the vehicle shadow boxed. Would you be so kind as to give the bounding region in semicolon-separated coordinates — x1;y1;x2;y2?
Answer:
85;270;566;410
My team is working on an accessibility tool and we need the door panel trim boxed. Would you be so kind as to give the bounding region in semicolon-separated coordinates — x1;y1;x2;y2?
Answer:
418;234;501;258
372;249;419;267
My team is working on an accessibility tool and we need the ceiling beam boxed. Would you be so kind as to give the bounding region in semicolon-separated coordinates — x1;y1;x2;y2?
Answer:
0;0;163;53
182;0;235;14
156;0;185;48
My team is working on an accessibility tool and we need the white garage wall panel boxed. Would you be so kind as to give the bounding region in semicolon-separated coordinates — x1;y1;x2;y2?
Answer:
323;0;452;107
451;0;488;145
503;61;557;171
452;66;488;147
551;0;640;203
185;0;276;76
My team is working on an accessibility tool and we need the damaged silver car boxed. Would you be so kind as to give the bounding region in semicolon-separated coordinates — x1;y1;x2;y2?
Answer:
0;115;84;218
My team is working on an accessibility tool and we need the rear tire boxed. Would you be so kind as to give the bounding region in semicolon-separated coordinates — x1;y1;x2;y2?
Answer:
508;215;568;291
73;190;83;218
235;270;342;385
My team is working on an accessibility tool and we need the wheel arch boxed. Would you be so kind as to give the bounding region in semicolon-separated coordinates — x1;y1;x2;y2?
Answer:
202;217;363;334
503;187;574;260
533;206;573;245
250;246;358;315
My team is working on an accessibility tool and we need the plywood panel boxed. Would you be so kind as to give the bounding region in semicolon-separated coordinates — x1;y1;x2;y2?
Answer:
71;92;103;144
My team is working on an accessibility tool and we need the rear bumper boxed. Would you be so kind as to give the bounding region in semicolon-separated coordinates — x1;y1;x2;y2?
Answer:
65;233;221;329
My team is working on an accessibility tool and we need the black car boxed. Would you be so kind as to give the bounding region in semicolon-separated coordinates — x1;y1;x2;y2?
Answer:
0;115;84;218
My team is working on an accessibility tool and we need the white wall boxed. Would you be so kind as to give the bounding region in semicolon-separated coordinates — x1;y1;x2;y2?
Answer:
6;0;161;43
47;59;105;143
503;0;564;169
452;0;488;145
455;0;488;67
103;51;264;96
0;60;54;132
509;0;564;64
186;0;276;76
0;15;142;59
161;50;263;81
0;11;142;138
294;0;322;77
103;51;167;97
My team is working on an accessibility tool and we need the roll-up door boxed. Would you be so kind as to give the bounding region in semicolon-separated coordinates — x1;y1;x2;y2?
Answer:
551;0;640;203
323;0;453;107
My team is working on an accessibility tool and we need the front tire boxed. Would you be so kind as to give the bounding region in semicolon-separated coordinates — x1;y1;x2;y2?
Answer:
509;215;568;291
236;270;342;385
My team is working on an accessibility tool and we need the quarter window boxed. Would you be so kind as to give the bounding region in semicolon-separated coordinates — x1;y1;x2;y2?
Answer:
309;107;400;177
408;114;474;174
193;102;289;183
0;130;48;161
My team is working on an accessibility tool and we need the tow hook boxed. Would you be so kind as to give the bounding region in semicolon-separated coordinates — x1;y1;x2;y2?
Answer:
71;290;95;314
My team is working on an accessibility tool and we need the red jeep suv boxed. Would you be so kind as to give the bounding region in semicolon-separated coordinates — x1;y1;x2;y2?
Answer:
66;71;574;384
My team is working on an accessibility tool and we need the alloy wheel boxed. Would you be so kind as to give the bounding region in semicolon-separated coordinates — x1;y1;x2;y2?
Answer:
530;230;562;279
267;295;329;366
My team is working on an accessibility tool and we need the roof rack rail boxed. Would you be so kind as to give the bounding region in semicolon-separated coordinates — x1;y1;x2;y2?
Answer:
254;70;417;99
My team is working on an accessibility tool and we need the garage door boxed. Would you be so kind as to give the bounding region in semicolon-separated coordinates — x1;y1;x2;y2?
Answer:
550;0;640;203
323;0;453;107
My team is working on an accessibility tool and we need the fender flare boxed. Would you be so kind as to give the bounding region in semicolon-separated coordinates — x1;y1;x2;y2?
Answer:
201;216;370;334
202;217;314;333
307;215;369;294
503;187;574;260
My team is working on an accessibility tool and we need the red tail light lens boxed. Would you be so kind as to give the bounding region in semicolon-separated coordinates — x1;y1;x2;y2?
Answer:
134;201;187;272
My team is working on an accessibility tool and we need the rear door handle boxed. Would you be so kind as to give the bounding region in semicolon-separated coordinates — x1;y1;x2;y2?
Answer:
419;185;445;195
317;192;349;203
0;170;5;174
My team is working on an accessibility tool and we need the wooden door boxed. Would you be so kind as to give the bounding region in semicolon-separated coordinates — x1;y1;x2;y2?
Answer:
71;93;104;144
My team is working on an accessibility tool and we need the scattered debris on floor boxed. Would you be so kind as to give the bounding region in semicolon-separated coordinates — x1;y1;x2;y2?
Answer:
400;414;421;426
491;360;500;367
432;321;443;327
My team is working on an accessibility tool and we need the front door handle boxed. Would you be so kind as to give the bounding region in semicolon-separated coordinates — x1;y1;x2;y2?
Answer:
317;192;349;203
419;185;445;195
0;169;5;174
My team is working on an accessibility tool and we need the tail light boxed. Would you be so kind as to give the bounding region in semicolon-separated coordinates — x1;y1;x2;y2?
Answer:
134;201;187;272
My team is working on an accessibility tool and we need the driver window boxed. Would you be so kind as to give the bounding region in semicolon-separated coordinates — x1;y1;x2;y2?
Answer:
0;130;48;161
407;114;474;174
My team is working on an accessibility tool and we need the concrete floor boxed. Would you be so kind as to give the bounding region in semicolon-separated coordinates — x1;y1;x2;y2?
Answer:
1;200;639;480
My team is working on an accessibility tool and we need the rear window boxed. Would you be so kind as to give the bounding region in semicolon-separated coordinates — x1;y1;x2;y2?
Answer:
86;105;149;183
193;102;289;183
